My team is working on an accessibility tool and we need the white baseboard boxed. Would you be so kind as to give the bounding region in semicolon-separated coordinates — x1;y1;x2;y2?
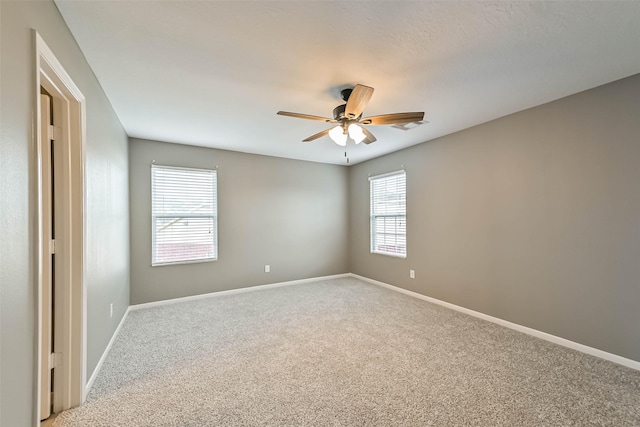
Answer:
350;273;640;371
84;306;131;399
84;271;639;400
129;273;351;311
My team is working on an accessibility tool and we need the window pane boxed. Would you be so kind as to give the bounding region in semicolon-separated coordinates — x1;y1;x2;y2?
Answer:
152;165;217;265
154;217;216;264
370;171;406;257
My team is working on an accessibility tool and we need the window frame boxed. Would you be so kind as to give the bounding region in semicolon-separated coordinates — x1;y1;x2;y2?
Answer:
369;170;407;258
151;164;218;266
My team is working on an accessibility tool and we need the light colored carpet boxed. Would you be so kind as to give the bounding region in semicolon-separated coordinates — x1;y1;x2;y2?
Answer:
54;277;640;426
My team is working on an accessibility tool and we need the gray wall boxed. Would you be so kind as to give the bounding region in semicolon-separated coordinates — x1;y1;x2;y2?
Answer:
349;74;640;362
129;138;349;304
0;1;130;425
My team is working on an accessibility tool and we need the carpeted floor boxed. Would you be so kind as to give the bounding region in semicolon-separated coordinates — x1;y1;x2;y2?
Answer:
54;277;640;426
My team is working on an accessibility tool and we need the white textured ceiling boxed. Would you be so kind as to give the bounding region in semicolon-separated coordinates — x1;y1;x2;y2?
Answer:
54;1;640;165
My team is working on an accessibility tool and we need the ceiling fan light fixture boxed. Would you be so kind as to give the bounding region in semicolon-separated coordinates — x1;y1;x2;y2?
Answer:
277;84;425;147
329;125;347;146
348;123;366;144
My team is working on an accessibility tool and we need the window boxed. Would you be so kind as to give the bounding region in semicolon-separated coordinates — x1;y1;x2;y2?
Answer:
151;165;217;265
370;170;406;258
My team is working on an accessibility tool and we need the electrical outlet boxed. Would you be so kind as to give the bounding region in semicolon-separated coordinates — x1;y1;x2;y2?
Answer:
410;270;415;279
264;265;270;273
110;303;113;318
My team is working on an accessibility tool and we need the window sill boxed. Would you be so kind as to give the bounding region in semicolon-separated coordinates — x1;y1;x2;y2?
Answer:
152;258;216;267
370;251;407;259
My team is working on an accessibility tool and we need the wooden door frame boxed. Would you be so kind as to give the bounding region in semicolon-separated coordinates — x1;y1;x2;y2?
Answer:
34;31;87;423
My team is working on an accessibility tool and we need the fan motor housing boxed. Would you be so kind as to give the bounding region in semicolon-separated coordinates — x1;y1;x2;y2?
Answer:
333;104;347;120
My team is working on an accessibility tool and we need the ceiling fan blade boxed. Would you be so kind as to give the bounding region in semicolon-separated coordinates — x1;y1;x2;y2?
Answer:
345;84;374;119
360;127;377;144
277;111;335;122
302;128;332;142
360;112;424;125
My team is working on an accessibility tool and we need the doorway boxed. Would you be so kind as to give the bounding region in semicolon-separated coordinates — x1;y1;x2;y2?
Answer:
35;31;86;423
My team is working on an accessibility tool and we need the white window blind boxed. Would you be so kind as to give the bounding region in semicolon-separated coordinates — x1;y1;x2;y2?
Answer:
151;165;217;265
370;170;406;258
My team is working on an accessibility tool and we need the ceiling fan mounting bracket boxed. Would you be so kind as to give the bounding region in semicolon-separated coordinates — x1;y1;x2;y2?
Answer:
340;88;353;102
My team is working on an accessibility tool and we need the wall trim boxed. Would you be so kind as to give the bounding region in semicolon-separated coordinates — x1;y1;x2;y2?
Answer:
129;273;351;311
84;307;131;399
351;273;640;371
84;271;639;400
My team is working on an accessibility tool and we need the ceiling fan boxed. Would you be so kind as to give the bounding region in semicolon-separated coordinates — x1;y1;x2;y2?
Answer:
277;84;424;146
